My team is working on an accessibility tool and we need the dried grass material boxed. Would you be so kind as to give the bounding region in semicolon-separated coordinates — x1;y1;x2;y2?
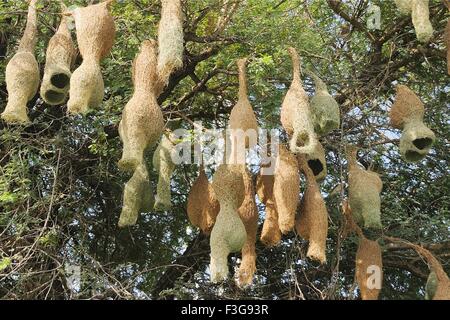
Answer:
40;9;76;105
355;236;383;300
210;164;246;283
445;19;450;76
274;144;300;234
280;48;317;155
186;165;220;235
295;156;328;264
347;147;383;229
256;170;281;247
118;164;154;227
1;0;39;124
229;58;258;149
237;169;258;287
411;0;434;43
157;0;184;86
153;133;176;211
394;0;412;15
390;85;435;162
305;141;327;182
118;40;164;172
308;71;340;136
67;1;116;114
384;237;450;300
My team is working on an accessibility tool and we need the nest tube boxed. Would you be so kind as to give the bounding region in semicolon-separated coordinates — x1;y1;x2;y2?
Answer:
355;236;383;300
1;0;39;124
347;146;383;229
394;0;412;15
186;165;220;235
308;70;340;136
390;85;435;162
118;40;164;172
273;144;300;234
210;164;246;283
256;170;281;247
228;58;258;150
157;0;184;85
118;163;154;227
67;1;116;114
153;133;176;211
236;169;258;287
295;155;328;264
40;5;76;106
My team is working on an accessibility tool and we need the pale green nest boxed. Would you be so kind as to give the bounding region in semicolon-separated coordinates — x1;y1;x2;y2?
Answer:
153;133;176;211
210;164;246;283
118;164;154;227
308;71;340;136
425;272;438;300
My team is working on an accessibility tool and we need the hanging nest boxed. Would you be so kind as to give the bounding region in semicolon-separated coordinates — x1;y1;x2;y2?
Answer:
280;47;318;155
186;165;220;235
305;141;327;182
236;169;258;287
118;164;154;228
355;236;383;300
210;164;246;283
308;70;340;136
1;0;39;124
229;58;258;149
411;0;434;43
118;39;164;172
67;0;116;114
153;132;176;212
274;144;300;234
347;146;383;229
390;85;435;162
40;6;76;106
256;169;281;247
295;155;328;264
157;0;184;86
384;237;450;300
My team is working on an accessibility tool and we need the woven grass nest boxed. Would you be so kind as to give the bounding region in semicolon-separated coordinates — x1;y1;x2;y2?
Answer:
274;144;300;234
157;0;184;86
1;0;39;124
355;236;383;300
118;40;164;172
308;71;340;136
394;0;434;43
256;167;281;247
347;146;383;229
236;168;258;287
295;156;328;264
280;47;318;156
40;5;76;106
229;58;258;149
118;164;154;228
210;164;246;283
153;132;176;212
67;0;116;114
187;165;220;235
390;85;435;162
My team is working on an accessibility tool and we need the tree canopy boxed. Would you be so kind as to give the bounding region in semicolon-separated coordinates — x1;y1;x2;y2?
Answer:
0;0;449;300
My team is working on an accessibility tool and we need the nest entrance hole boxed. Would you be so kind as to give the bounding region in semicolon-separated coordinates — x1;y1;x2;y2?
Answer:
308;159;323;177
413;137;433;150
51;73;70;89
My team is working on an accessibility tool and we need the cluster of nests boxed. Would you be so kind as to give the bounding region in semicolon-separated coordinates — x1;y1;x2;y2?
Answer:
1;0;448;299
